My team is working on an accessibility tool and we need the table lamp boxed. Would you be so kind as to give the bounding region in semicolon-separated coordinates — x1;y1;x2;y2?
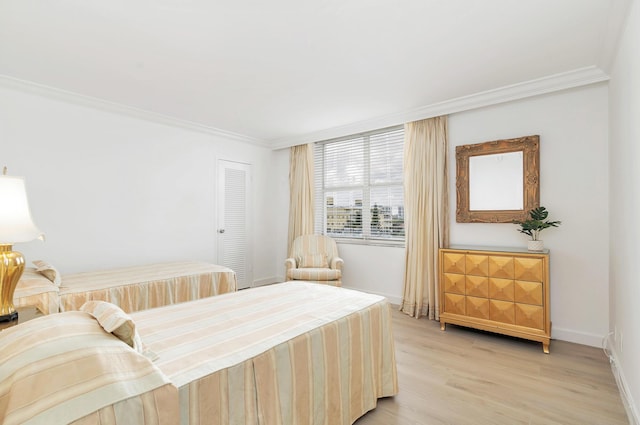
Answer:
0;168;43;322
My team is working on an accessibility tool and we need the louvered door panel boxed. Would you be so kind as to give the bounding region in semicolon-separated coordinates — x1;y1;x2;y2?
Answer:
217;160;251;289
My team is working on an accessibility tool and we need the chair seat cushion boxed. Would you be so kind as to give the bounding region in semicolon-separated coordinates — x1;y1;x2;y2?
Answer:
289;268;341;281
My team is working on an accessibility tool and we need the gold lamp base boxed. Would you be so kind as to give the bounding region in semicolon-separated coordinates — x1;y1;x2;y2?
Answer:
0;244;25;323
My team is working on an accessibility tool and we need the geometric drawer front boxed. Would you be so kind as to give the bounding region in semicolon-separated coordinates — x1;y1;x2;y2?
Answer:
489;278;514;301
489;256;514;279
514;257;543;282
439;248;550;353
466;296;490;320
514;280;543;305
444;293;465;315
466;255;488;276
515;303;544;330
466;275;488;297
443;273;465;294
443;252;466;274
490;299;515;324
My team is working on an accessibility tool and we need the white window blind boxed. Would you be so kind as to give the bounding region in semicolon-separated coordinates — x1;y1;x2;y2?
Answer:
314;126;404;243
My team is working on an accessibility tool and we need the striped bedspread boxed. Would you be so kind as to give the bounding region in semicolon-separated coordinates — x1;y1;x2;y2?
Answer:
0;312;178;425
13;268;59;315
58;261;237;313
133;281;398;425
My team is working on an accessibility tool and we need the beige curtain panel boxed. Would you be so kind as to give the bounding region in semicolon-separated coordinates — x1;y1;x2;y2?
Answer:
400;116;449;320
287;143;315;256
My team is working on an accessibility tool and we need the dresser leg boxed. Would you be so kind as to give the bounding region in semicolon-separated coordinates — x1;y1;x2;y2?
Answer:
440;321;446;331
542;341;550;354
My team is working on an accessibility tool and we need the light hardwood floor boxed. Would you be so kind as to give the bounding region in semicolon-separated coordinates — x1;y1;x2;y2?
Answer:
355;308;628;425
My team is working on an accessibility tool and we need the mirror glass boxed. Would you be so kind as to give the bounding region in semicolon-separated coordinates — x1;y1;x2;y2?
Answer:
456;135;539;223
469;152;523;211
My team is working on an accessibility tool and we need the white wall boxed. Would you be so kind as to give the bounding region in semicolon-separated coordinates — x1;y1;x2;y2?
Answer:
338;243;405;304
271;147;291;284
1;83;280;285
276;83;610;347
449;83;610;347
609;0;640;420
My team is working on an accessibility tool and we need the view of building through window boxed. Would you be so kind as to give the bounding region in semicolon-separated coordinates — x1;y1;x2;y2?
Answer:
314;126;404;243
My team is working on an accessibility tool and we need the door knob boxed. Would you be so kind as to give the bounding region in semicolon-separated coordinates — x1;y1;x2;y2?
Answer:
218;229;225;234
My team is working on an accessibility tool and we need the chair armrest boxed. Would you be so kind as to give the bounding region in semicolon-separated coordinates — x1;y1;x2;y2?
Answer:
331;257;344;271
285;257;297;281
285;258;297;271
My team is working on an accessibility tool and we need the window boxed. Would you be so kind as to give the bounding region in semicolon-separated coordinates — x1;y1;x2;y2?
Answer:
314;126;404;244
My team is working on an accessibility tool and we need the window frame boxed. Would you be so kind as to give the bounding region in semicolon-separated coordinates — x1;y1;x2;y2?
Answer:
314;125;405;247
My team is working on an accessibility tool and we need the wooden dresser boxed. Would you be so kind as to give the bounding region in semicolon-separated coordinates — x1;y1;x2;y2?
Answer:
439;246;551;353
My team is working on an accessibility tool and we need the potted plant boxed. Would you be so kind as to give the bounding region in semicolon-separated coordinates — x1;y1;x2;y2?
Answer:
514;206;561;251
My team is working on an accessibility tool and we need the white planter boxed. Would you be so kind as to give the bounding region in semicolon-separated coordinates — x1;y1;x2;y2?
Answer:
528;240;544;251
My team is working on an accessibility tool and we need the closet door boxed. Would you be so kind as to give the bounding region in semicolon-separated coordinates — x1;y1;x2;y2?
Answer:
217;160;252;289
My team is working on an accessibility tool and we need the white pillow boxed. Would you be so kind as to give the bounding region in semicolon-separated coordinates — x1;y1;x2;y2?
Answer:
32;260;62;286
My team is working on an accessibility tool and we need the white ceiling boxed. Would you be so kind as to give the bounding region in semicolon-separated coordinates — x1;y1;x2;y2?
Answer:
0;0;628;148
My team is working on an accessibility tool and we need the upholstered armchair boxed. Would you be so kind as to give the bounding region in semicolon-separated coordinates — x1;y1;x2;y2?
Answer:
285;234;343;286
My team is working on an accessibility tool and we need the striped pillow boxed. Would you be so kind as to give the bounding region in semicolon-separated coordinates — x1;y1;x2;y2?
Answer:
80;300;143;353
32;260;62;286
299;254;329;268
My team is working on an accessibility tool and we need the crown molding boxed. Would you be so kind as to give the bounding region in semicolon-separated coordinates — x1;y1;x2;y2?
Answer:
269;66;610;150
0;74;270;147
1;66;610;151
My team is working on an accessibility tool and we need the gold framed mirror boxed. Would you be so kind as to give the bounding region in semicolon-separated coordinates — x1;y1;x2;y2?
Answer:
456;135;539;223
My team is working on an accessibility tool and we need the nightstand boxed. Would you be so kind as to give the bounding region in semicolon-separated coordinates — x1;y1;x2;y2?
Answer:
0;306;43;331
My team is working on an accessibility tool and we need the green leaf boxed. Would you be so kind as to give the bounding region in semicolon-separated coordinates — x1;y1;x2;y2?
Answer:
513;206;561;240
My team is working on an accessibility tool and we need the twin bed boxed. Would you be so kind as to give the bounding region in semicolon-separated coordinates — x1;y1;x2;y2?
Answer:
13;261;237;314
0;282;398;425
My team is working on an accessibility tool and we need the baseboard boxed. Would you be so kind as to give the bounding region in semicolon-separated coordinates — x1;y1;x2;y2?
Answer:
605;334;640;425
551;326;605;348
252;276;283;287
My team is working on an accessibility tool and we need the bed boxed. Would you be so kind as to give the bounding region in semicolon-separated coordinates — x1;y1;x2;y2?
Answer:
13;261;237;314
0;310;179;425
1;282;398;425
12;268;60;315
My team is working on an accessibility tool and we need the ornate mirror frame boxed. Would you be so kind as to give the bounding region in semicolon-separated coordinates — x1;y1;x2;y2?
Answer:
456;135;539;223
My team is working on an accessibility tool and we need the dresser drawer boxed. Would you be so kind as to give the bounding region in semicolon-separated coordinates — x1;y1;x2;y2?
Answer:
466;296;489;320
442;252;465;274
465;275;488;297
444;293;465;315
514;257;544;281
514;280;543;305
515;303;544;329
443;273;466;294
488;256;514;279
490;299;515;324
465;255;488;276
489;278;514;301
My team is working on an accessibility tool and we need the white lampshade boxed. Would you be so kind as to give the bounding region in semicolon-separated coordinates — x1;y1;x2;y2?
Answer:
0;175;43;244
